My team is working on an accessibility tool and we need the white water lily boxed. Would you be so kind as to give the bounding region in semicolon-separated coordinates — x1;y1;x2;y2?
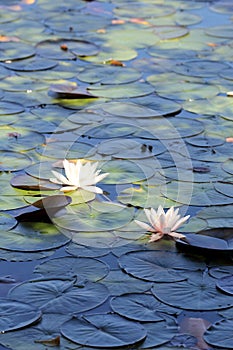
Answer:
135;206;190;242
50;159;109;194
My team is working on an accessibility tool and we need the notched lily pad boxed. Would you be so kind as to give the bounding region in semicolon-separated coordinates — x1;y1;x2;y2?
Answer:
0;298;41;333
61;313;147;348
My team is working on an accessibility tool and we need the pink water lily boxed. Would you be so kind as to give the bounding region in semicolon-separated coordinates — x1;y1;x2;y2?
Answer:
50;159;109;194
135;206;190;242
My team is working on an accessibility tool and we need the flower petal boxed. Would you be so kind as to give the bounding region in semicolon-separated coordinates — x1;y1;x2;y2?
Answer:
148;232;163;242
168;231;186;240
134;220;155;233
171;215;190;231
50;170;71;185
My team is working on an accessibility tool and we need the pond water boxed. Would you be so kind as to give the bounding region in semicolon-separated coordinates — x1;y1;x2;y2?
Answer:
1;0;233;349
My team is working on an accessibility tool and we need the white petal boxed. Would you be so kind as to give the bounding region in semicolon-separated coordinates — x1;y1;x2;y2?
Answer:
82;185;103;194
134;220;155;233
168;231;186;240
148;233;163;242
60;185;78;192
50;170;71;185
171;215;190;231
95;172;109;183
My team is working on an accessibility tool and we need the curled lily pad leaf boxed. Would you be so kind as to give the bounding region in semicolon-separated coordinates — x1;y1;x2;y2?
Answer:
8;279;109;314
119;250;206;282
49;83;97;99
176;233;233;257
152;272;233;311
110;293;180;321
34;256;109;282
61;313;147;348
204;318;233;349
0;298;41;333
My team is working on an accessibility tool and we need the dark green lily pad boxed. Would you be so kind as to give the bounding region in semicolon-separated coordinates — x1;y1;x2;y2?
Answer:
0;249;55;262
119;250;205;282
61;313;147;348
204;318;233;349
8;279;109;314
217;276;233;295
101;269;152;296
140;319;179;349
66;242;110;258
152;272;233;310
34;256;109;282
110;293;180;321
0;298;41;333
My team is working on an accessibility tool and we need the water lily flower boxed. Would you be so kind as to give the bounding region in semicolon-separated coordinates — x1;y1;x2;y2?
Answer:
50;159;109;194
135;206;190;242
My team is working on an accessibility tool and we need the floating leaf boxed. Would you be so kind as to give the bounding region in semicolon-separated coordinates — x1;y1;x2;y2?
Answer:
119;250;205;282
8;279;109;314
110;293;180;321
0;298;41;333
204;318;233;349
152;272;233;310
217;276;233;295
61;313;147;348
34;256;109;282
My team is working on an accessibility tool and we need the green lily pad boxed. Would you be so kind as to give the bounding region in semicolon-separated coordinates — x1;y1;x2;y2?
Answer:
34;256;109;282
61;313;147;348
101;269;152;296
119;250;205;282
173;60;228;78
0;298;41;333
101;159;155;184
152;272;233;310
8;279;109;314
204;318;233;349
110;293;180;321
36;141;95;159
78;65;141;84
0;222;69;252
205;25;233;38
53;201;134;233
87;82;154;99
97;138;165;159
0;127;44;152
0;42;35;61
4;57;57;72
0;151;31;171
100;101;160;118
0;213;17;231
36;38;98;60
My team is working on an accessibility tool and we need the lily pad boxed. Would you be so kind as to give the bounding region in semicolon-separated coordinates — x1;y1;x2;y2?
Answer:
61;313;147;348
119;250;205;282
0;298;41;333
0;213;17;231
0;151;31;171
0;42;35;61
34;256;109;282
152;272;233;310
0;127;44;152
53;201;134;233
204;318;233;349
217;276;233;295
110;293;180;321
8;279;109;314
